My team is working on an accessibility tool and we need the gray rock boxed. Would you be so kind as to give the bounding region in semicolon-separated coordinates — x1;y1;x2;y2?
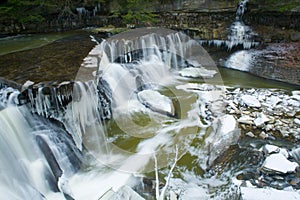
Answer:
238;115;254;125
241;95;261;108
99;185;145;200
259;131;268;139
246;131;256;138
205;114;240;166
290;148;300;163
294;118;300;126
261;144;280;155
262;153;299;174
254;113;270;127
137;89;175;116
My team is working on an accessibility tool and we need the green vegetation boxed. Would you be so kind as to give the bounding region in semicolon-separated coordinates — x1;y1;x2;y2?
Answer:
0;0;158;29
0;0;104;24
109;0;158;26
251;0;300;12
0;0;299;33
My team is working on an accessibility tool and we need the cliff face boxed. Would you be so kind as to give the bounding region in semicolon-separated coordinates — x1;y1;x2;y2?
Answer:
153;0;237;12
1;0;299;43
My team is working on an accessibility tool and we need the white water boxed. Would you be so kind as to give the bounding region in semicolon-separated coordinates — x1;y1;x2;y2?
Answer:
200;0;259;49
0;106;61;199
225;50;254;71
0;29;257;200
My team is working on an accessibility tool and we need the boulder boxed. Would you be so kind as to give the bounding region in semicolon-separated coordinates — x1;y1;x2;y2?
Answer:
262;153;299;174
206;114;241;166
137;89;175;117
241;95;261;108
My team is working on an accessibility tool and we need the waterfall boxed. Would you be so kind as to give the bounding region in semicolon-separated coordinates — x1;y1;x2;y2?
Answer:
0;97;82;199
0;28;226;199
200;0;259;50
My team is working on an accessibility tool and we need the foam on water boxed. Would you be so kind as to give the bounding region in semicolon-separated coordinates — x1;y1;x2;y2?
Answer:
225;50;253;71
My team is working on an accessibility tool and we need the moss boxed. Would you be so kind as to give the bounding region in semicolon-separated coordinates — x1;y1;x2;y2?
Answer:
251;0;300;12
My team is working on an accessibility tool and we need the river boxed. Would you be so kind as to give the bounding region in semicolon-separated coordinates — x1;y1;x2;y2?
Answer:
0;27;299;200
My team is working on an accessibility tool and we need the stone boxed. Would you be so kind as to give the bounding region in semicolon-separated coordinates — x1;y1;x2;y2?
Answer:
178;67;217;78
137;89;175;116
245;131;255;138
262;153;299;174
169;191;177;200
265;124;274;131
228;101;240;114
294;118;300;126
291;94;300;101
241;95;261;108
205;114;240;166
267;96;282;107
99;185;145;200
290;148;300;163
21;80;35;91
254;113;270;127
288;99;300;107
292;91;300;96
238;115;254;125
259;131;268;139
261;144;280;155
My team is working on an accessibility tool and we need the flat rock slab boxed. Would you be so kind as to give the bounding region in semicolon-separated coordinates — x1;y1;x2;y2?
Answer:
262;153;299;174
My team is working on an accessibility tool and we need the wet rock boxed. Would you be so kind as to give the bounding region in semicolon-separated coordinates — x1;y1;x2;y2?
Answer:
288;99;300;107
292;91;300;96
267;96;282;107
262;153;299;174
99;185;145;200
261;144;280;155
259;131;268;139
238;115;254;125
265;124;274;131
246;131;255;138
137;89;175;117
206;114;240;166
178;67;217;78
290;148;300;163
288;177;300;188
240;95;261;108
291;94;300;101
254;113;270;127
294;118;300;126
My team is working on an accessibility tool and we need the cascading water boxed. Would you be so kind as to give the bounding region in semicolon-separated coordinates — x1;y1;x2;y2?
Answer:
221;0;261;72
0;28;248;200
0;92;82;199
227;0;258;49
200;0;259;50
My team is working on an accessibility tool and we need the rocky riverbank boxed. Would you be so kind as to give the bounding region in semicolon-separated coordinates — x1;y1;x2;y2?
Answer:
176;83;300;199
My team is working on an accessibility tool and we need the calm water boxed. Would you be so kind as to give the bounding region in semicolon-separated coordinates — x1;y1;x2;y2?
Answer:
0;32;75;55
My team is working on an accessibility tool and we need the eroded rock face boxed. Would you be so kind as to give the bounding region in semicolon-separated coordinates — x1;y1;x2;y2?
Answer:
249;43;300;86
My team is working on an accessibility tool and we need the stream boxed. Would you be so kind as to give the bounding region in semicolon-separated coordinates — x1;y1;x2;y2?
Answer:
0;1;299;199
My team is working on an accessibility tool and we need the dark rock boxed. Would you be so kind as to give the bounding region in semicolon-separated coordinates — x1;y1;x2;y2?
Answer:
291;32;300;41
